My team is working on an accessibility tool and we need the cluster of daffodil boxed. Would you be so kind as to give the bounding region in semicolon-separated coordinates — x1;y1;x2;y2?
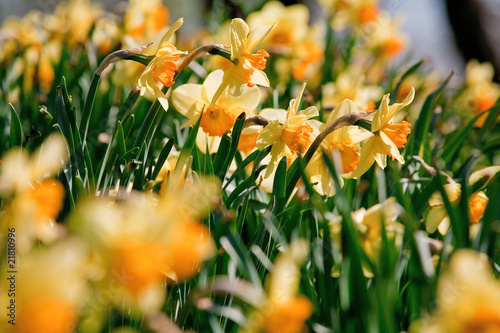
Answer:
1;0;500;332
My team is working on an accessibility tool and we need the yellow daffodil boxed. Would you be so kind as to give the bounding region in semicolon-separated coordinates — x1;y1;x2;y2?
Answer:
124;0;169;41
138;18;187;111
306;99;370;196
241;240;313;333
410;249;500;333
70;177;220;314
426;180;490;235
211;18;275;107
349;88;414;179
256;83;320;178
459;60;500;127
0;238;89;333
0;135;68;253
321;67;383;111
324;0;381;30
172;70;260;153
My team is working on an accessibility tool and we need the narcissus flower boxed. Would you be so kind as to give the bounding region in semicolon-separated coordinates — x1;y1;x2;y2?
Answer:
410;249;500;333
349;88;414;178
138;18;187;111
0;135;68;252
306;99;370;196
241;240;313;333
256;83;320;178
172;70;260;153
211;18;275;107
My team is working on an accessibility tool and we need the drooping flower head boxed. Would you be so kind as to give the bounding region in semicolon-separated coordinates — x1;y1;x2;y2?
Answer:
138;18;187;111
172;70;260;153
256;83;319;178
211;18;275;107
349;87;414;178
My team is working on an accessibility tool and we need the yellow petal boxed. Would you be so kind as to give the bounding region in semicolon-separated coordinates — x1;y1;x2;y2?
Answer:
327;99;357;123
158;18;183;52
256;120;283;149
297;106;319;119
348;137;376;178
202;70;224;102
426;206;448;233
210;71;233;107
230;18;249;60
172;83;204;118
379;131;404;164
244;23;276;53
32;134;68;180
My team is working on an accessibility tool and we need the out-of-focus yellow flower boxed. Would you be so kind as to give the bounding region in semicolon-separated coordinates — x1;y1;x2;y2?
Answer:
459;60;500;127
241;240;313;333
426;179;491;235
362;14;408;59
247;1;308;55
71;177;220;314
172;70;260;153
92;17;121;54
323;0;381;30
138;18;187;111
211;18;275;107
53;0;102;48
0;238;89;333
321;67;383;111
0;135;68;252
306;99;370;196
349;88;414;178
256;83;320;178
124;0;170;41
352;197;403;261
410;249;500;333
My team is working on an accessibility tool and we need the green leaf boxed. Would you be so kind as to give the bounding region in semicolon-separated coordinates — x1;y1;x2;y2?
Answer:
390;59;425;104
116;121;127;159
217;112;246;180
272;156;287;214
80;73;100;142
9;104;22;148
220;233;261;285
151;138;175;182
405;70;454;159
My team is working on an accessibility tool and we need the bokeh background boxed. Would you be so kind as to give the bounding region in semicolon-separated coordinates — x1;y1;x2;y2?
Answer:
2;0;500;79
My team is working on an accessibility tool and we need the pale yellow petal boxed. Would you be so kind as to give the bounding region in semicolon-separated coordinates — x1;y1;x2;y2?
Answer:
426;206;448;234
264;141;286;178
31;134;68;180
158;18;183;51
244;23;276;53
202;70;224;102
327;99;357;123
297;106;319;119
247;66;270;87
222;85;261;115
256;120;282;149
348;137;376;179
259;108;287;123
211;71;232;107
230;18;249;60
379;131;404;164
172;83;204;119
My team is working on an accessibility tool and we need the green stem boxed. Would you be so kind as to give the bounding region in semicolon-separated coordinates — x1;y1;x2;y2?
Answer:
80;73;100;143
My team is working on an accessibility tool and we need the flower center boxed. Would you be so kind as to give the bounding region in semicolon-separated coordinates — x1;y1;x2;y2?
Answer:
262;296;313;333
28;179;65;223
474;95;496;113
200;104;236;137
151;53;180;87
17;298;76;333
113;241;167;293
381;121;411;148
330;142;360;174
358;5;380;24
247;49;270;71
238;130;261;154
462;306;500;333
382;37;404;57
281;121;313;154
468;193;488;224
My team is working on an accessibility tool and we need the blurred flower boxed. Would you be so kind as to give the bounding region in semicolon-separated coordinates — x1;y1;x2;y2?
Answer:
124;0;170;41
410;249;500;333
0;135;68;252
324;0;381;30
426;179;490;235
211;18;275;107
256;83;320;178
92;17;121;54
71;177;220;314
321;66;383;111
241;240;313;333
0;238;89;333
306;99;370;196
349;88;414;178
172;70;260;153
459;60;500;127
138;18;187;111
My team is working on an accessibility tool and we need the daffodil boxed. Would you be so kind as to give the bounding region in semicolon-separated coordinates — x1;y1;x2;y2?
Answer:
0;238;89;333
138;18;187;111
0;135;68;253
172;70;261;153
306;99;370;196
322;0;381;30
211;18;275;107
256;83;320;178
70;177;220;314
349;87;414;179
410;249;500;333
240;240;313;333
